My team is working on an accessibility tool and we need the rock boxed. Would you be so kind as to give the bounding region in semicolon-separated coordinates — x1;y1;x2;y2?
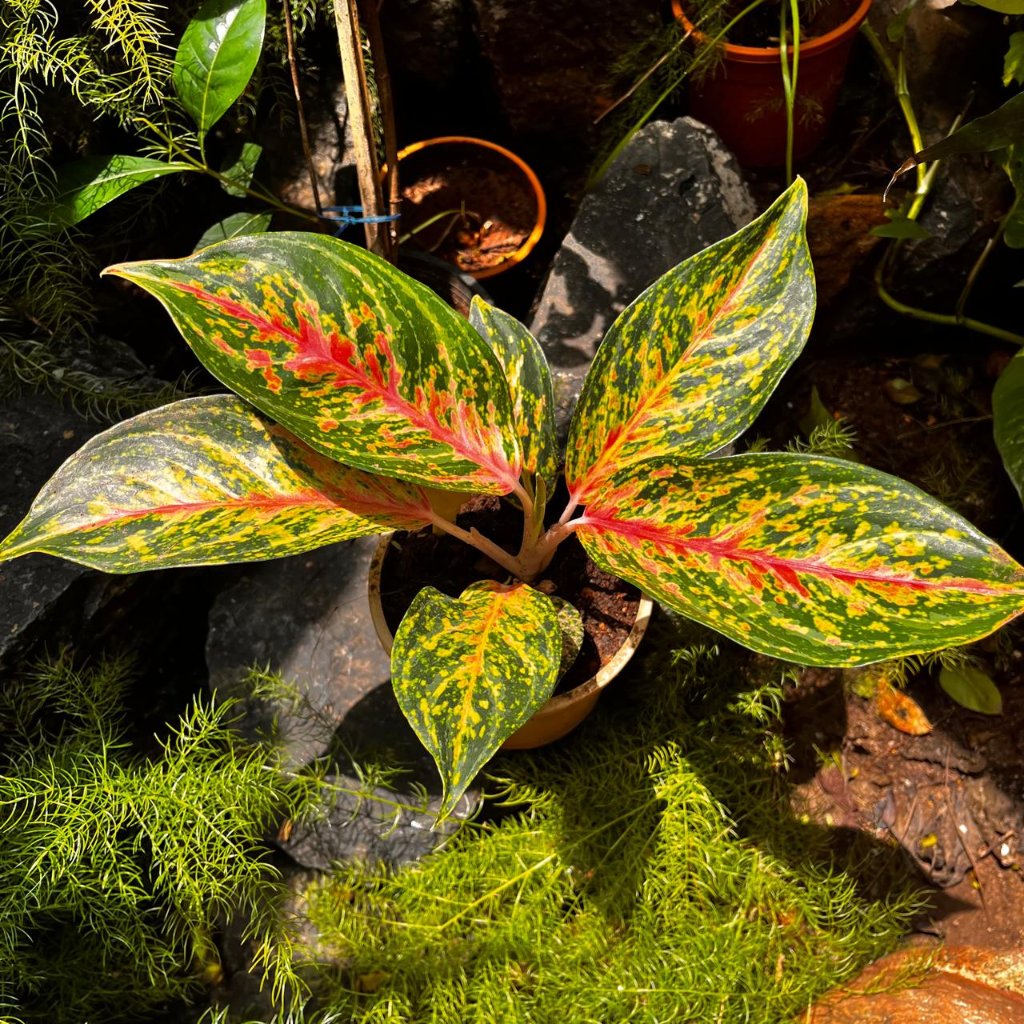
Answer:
807;946;1024;1023
529;117;755;438
0;339;173;668
206;536;478;867
469;0;662;149
265;80;356;215
382;0;468;94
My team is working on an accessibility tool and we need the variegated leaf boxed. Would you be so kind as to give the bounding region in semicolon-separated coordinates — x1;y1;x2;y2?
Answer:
0;395;431;572
576;453;1024;667
104;233;522;494
566;179;814;504
469;295;558;497
391;580;562;819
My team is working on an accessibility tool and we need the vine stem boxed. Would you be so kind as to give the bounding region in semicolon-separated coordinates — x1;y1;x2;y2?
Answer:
282;0;322;216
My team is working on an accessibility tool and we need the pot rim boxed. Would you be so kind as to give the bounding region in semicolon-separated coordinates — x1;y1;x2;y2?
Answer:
672;0;873;63
394;136;547;280
367;530;654;718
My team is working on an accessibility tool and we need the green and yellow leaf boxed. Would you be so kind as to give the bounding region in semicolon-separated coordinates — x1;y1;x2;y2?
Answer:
391;581;562;819
104;233;523;494
576;453;1024;666
566;179;814;504
469;295;558;497
0;395;431;572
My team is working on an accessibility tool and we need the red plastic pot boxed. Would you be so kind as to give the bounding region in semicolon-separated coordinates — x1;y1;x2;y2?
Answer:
672;0;872;167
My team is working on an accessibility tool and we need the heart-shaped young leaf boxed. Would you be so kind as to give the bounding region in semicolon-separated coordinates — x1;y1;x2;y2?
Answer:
566;178;814;505
104;233;523;494
469;295;558;498
173;0;266;135
391;580;562;820
576;453;1024;666
0;395;431;572
939;664;1003;715
994;350;1024;501
47;156;196;229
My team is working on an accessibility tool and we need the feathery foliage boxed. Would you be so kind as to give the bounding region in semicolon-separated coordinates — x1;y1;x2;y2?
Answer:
0;652;323;1023
266;621;925;1024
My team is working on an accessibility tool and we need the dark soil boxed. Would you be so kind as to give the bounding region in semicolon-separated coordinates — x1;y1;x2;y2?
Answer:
378;495;641;694
764;345;1024;949
726;0;859;47
400;149;538;276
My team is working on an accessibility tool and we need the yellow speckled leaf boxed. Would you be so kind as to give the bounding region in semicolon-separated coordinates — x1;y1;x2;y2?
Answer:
391;580;562;819
0;395;431;571
577;453;1024;666
567;179;814;504
103;233;522;495
469;296;558;498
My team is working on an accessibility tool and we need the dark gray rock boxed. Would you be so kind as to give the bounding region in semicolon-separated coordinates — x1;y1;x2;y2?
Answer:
470;0;662;147
0;340;173;668
529;117;755;437
206;536;477;868
382;0;468;93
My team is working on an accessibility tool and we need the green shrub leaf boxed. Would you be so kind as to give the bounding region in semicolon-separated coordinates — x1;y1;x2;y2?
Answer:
469;296;558;497
566;178;814;505
173;0;266;134
195;210;271;250
103;233;523;494
938;664;1003;715
0;395;431;571
993;350;1024;499
47;156;195;228
971;0;1024;14
1005;32;1024;87
220;141;263;197
576;453;1024;666
391;581;562;819
888;91;1024;195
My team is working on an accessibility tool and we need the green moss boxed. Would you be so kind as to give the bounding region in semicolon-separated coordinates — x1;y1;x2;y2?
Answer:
288;620;923;1024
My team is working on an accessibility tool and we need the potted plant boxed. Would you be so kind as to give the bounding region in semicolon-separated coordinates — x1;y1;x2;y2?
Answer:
672;0;873;167
396;136;546;279
3;179;1023;822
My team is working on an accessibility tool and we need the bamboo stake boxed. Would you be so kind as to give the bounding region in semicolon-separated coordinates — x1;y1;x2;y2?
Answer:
332;0;391;257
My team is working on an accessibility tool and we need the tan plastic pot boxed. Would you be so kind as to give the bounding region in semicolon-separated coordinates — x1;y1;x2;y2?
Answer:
395;136;546;279
672;0;872;166
367;532;654;750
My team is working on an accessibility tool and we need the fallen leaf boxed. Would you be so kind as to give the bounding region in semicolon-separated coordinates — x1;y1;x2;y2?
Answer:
876;680;933;735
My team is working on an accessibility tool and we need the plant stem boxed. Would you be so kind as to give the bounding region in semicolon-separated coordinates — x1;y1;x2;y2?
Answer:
955;208;1011;320
779;0;800;186
873;260;1024;345
281;0;322;216
425;511;524;578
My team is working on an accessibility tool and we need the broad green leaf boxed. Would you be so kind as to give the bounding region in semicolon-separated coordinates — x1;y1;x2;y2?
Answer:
173;0;266;134
195;210;271;250
566;179;814;505
391;581;562;819
47;156;195;229
1003;145;1024;248
576;453;1024;667
104;233;522;494
969;0;1024;13
1005;32;1024;87
0;394;431;572
220;141;262;197
469;295;558;497
887;91;1024;195
993;350;1024;499
938;664;1003;715
870;214;932;241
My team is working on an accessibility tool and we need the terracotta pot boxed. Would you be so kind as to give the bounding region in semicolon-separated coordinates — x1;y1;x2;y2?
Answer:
366;532;654;750
396;136;546;280
672;0;872;167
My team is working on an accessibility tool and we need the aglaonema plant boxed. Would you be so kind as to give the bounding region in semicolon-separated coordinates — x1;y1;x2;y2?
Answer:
4;179;1024;819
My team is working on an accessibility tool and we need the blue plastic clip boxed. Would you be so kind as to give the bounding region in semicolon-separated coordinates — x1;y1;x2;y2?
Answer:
321;205;401;236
